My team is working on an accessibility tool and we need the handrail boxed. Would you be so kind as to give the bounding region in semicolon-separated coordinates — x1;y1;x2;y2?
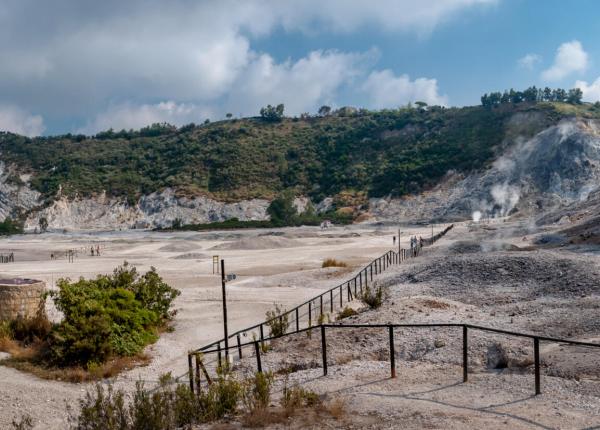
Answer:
193;224;454;353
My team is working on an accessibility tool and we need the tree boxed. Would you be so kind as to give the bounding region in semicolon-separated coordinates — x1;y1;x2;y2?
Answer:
543;87;552;101
567;88;583;104
267;191;297;225
260;104;285;122
39;216;48;233
523;86;538;103
318;105;331;116
553;88;567;102
226;113;233;119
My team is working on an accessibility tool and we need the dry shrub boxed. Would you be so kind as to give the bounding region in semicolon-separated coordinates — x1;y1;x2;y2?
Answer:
419;298;450;309
324;397;346;420
265;304;289;337
336;306;358;320
359;282;389;309
241;408;287;428
335;353;353;366
322;258;348;268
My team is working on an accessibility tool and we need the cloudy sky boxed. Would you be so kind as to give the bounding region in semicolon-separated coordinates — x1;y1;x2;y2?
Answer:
2;0;600;136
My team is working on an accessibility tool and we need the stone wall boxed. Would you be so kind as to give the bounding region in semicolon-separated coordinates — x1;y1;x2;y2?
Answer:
0;279;46;321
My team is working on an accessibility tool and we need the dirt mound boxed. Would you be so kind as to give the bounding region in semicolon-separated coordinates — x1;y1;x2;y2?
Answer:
158;242;200;252
394;252;600;304
448;240;523;254
211;236;302;250
170;252;208;260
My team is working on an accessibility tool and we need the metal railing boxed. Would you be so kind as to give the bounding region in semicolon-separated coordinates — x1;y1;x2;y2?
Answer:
191;322;600;396
188;224;454;387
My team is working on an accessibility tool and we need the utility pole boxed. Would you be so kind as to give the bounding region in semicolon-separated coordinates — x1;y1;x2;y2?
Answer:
221;259;229;360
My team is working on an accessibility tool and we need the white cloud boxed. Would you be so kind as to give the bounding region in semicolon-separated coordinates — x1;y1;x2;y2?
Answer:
0;105;45;136
0;0;494;132
362;70;448;108
575;77;600;102
517;53;541;70
226;49;375;116
79;101;214;135
541;40;588;81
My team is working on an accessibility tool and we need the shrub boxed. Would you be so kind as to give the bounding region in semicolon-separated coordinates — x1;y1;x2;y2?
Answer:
46;262;180;368
359;282;389;309
336;306;358;320
265;304;289;338
11;415;33;430
9;303;52;345
242;371;274;412
69;374;244;429
281;385;321;410
322;258;348;268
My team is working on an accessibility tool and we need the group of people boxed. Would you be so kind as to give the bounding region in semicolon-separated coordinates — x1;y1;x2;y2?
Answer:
409;236;423;257
90;245;101;256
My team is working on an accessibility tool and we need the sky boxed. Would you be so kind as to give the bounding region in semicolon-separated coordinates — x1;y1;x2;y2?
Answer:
2;0;600;136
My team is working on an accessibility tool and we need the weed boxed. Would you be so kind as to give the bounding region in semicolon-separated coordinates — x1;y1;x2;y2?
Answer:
11;415;33;430
242;371;274;412
265;304;289;338
322;258;348;268
336;306;358;320
359;282;389;309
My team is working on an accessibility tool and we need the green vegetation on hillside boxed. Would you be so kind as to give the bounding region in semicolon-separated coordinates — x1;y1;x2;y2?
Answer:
1;100;598;208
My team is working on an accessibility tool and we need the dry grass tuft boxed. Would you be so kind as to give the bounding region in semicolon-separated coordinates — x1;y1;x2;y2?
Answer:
419;298;451;309
322;258;348;268
324;397;347;420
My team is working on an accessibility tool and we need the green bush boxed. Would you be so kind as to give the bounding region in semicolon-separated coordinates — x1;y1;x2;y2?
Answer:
265;304;289;338
48;262;180;368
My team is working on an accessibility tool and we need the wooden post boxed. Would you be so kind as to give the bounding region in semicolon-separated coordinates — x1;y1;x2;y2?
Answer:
321;325;327;376
389;326;396;378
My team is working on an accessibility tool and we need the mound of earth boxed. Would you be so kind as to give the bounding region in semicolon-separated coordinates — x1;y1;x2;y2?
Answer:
394;252;600;304
210;236;302;250
158;242;200;252
170;252;208;260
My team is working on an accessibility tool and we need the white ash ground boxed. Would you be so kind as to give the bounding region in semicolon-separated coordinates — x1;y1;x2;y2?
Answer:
0;224;414;429
231;221;600;429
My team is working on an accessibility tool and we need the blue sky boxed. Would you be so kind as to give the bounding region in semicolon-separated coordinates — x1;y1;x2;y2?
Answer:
1;0;600;136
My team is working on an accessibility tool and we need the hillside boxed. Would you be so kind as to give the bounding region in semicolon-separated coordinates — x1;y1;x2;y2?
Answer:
1;101;600;230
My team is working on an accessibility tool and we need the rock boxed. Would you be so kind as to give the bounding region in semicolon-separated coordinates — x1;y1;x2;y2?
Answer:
434;339;445;348
486;342;509;369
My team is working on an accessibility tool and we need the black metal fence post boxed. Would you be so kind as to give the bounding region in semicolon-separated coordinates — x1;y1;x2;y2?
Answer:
194;353;201;392
254;341;262;373
308;301;312;327
389;325;396;378
217;342;222;369
534;337;541;395
339;285;343;307
330;290;334;313
320;295;323;317
370;264;373;281
260;324;265;346
237;334;242;359
188;354;194;393
295;307;300;331
321;325;327;376
462;326;468;382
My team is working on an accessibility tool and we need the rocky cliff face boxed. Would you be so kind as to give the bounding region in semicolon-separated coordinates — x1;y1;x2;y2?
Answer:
24;189;269;231
0;162;40;220
371;118;600;222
